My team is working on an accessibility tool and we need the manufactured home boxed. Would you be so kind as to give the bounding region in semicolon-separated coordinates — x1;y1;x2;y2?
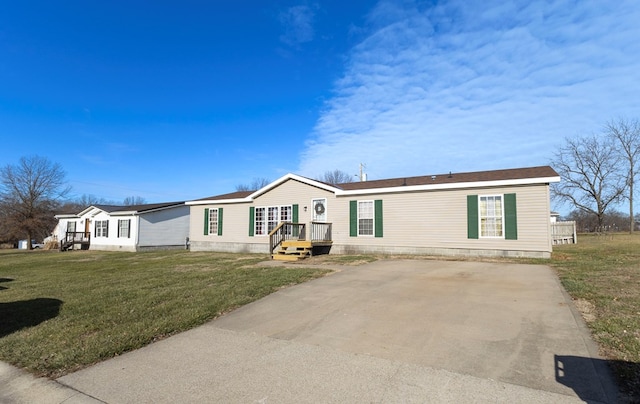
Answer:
187;166;560;259
53;202;189;251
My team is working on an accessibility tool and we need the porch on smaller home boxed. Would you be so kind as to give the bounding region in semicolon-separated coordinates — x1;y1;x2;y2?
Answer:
270;222;332;261
60;232;91;251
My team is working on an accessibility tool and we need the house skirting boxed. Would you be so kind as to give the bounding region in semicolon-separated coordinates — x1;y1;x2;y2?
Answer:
88;245;187;252
89;245;137;252
137;245;188;252
189;240;550;259
190;241;270;254
331;244;551;259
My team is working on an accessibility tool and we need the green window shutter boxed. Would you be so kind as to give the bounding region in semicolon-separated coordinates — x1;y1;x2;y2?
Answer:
504;193;518;240
292;204;299;237
105;221;109;237
374;199;383;238
204;208;209;236
467;195;479;239
349;200;357;237
249;207;255;237
127;219;131;238
218;208;224;236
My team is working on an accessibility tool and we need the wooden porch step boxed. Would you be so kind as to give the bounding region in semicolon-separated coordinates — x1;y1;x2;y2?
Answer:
281;240;312;248
272;254;305;261
272;243;312;261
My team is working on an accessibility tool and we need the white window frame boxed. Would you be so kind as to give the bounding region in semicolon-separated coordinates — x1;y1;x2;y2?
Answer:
208;208;218;236
255;207;266;236
117;219;130;238
67;221;76;233
95;220;109;238
357;200;374;236
479;195;504;238
255;205;292;236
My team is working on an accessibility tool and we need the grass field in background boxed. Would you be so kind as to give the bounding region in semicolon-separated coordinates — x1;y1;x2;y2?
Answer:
0;250;330;377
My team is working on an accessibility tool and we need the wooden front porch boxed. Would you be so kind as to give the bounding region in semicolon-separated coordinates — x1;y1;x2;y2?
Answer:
60;231;91;251
269;222;332;261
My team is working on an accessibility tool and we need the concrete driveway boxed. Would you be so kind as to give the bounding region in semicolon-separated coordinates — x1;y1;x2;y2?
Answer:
57;259;618;403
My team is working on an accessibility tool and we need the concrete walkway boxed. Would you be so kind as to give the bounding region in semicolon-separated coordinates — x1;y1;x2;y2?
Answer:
2;260;619;403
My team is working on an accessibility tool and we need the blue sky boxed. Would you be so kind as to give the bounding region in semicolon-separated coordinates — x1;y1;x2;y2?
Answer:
2;1;639;206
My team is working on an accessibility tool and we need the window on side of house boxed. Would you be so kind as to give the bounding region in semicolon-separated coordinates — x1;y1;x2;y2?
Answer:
95;220;109;238
118;219;131;238
208;209;218;235
267;206;279;234
255;207;266;235
358;200;374;236
479;195;503;238
67;221;76;233
254;205;292;236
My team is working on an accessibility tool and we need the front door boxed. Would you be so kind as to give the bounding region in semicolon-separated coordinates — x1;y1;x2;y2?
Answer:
312;198;327;222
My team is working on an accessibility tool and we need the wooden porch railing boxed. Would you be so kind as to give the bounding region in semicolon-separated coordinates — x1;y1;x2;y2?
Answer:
61;231;91;251
269;222;306;254
310;222;332;242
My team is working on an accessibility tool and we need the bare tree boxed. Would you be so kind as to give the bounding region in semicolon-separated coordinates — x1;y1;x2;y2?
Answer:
0;156;70;249
551;135;626;230
317;169;355;185
77;194;114;207
123;196;146;206
62;194;115;212
606;118;640;232
236;178;271;192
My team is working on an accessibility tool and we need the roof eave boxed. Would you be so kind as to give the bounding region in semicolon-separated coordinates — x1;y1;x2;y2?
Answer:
186;173;341;205
186;196;253;206
335;176;561;196
54;213;80;219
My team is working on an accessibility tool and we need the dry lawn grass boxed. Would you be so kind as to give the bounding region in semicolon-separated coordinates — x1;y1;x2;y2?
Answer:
551;233;640;400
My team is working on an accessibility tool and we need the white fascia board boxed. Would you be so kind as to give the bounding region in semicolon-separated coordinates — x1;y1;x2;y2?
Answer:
186;173;340;206
77;206;99;217
186;197;252;206
110;211;137;216
248;173;339;199
335;176;561;197
54;214;79;219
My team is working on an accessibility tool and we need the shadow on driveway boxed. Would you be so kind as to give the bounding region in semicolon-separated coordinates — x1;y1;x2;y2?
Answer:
555;354;637;402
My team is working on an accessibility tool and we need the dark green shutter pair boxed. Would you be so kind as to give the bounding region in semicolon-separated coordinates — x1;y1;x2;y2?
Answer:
349;200;383;237
203;208;223;236
467;194;517;240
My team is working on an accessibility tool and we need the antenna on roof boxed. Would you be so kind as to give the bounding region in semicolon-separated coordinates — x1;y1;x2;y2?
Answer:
356;163;367;182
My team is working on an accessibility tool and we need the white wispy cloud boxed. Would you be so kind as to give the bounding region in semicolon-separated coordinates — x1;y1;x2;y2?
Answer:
298;0;640;180
279;4;316;47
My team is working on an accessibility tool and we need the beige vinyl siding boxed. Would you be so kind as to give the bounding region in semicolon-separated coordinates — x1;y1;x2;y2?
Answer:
189;178;553;257
332;184;552;254
189;179;336;252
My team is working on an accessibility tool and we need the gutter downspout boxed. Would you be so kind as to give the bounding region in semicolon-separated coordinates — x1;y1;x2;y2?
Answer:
135;215;141;252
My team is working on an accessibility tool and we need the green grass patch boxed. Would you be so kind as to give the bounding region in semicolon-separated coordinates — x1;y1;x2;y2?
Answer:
0;250;330;377
550;233;640;399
